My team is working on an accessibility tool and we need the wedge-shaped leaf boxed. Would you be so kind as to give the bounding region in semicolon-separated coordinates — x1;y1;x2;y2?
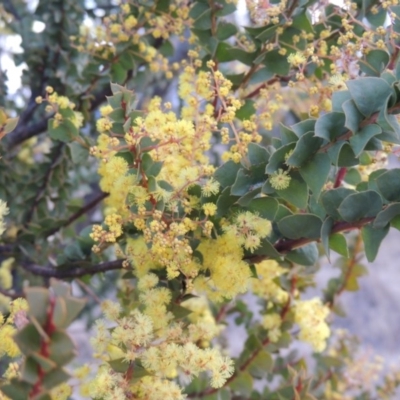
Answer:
361;223;389;262
214;160;242;188
248;350;273;378
0;379;31;400
299;153;331;199
359;49;389;76
265;143;296;174
52;298;67;329
280;123;298;145
216;21;237;40
252;238;281;258
169;304;192;319
25;288;50;325
41;368;70;391
349;124;382;156
332;90;352;112
48;331;76;366
285;243;318;266
276;174;308;209
337;143;358;167
247;143;269;165
329;233;349;258
48;119;78;142
278;214;322;239
338;190;382;222
13;324;42;355
30;352;57;372
49;279;70;297
108;358;130;373
237;188;261;206
231;169;265;196
373;203;400;228
21;356;40;385
376;168;400;201
346;77;392;117
286;132;323;167
141;153;163;177
291;119;316;137
274;204;293;221
246;197;278;220
62;297;86;329
321;217;334;260
321;188;357;220
229;371;253;397
315;112;346;141
342;99;364;133
216;187;240;217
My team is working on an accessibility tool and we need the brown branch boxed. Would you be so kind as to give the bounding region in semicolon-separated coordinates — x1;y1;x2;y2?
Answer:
23;143;64;226
20;259;124;278
0;286;22;300
246;216;375;264
334;167;347;188
44;191;109;237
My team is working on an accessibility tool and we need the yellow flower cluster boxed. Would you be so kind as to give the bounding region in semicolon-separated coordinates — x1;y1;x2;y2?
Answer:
86;274;234;399
0;298;28;359
36;87;83;130
252;260;289;304
223;211;272;252
269;168;291;190
293;298;330;352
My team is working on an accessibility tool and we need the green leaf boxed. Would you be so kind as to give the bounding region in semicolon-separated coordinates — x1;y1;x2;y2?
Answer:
67;142;89;164
214;160;242;188
248;350;273;377
252;238;281;258
49;331;75;366
342;99;364;133
291;119;316;137
280;124;298;145
329;233;349;258
232;169;258;196
265;143;296;174
315;112;346;141
141;153;163;177
246;197;278;220
13;324;42;355
216;21;238;40
26;288;50;325
247;143;269;165
21;357;40;385
359;50;389;76
321;216;333;260
346;77;392;117
375;168;400;201
108;358;129;373
263;50;290;75
361;223;389;262
48;119;78;142
0;380;31;400
41;368;70;391
321;188;356;220
373;202;400;229
332;90;352;112
276;174;308;209
285;243;318;266
278;214;322;239
338;190;382;222
169;304;192;319
236;99;256;120
299;153;331;199
216;187;240;217
349;124;382;157
286;132;323;167
229;371;253;397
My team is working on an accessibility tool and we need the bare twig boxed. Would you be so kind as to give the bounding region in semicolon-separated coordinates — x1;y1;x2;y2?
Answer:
20;259;124;278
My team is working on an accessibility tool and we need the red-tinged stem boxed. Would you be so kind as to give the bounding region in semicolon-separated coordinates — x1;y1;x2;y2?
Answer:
334;167;347;188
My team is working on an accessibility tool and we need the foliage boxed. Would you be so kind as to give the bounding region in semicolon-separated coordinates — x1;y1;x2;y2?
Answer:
0;0;400;399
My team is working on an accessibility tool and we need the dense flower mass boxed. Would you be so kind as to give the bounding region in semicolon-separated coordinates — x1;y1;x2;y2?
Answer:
2;0;400;398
